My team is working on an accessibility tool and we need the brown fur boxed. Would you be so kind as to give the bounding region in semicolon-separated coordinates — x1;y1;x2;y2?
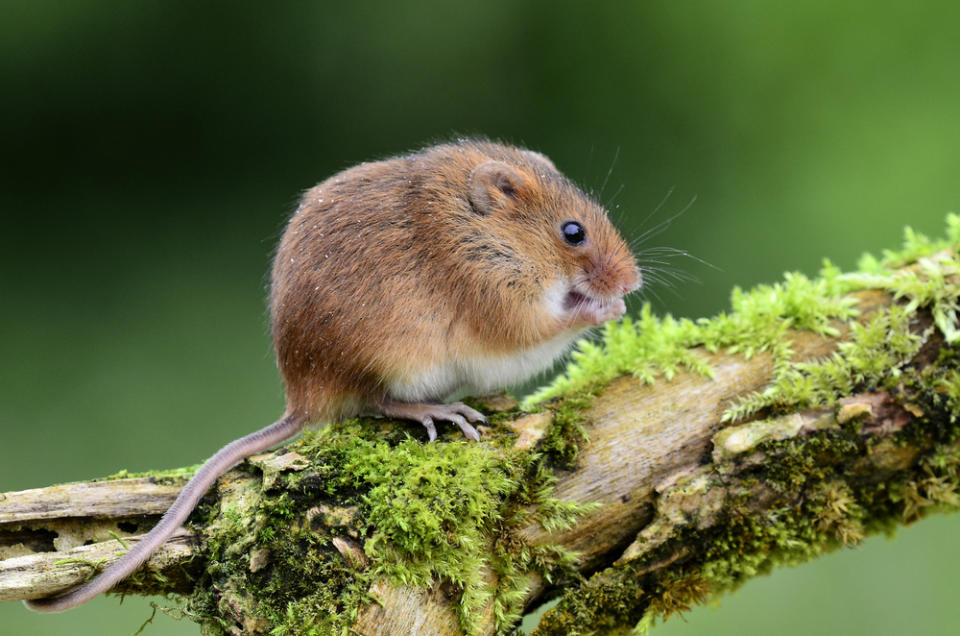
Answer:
270;139;640;421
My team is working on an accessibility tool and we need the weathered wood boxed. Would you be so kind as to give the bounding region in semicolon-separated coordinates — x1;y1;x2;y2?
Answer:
0;477;184;524
0;475;198;602
0;528;197;602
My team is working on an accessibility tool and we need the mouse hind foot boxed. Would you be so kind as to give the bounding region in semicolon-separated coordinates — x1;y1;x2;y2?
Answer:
378;400;485;442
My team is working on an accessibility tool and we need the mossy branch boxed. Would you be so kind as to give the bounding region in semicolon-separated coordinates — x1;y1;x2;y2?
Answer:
3;218;960;635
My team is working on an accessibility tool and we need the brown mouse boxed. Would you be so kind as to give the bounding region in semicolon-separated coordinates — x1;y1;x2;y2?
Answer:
25;139;641;612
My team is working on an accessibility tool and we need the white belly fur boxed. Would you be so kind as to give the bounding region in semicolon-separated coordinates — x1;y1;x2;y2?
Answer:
386;328;586;402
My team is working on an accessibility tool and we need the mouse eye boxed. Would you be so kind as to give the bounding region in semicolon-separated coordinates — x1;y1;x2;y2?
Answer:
561;221;586;246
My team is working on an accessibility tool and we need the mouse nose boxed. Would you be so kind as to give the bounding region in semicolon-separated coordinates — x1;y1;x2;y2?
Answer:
621;271;642;294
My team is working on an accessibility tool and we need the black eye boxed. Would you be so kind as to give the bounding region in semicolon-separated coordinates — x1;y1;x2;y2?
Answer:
561;221;586;246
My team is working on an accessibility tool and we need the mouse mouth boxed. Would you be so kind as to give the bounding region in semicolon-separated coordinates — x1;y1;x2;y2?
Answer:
561;285;627;326
563;288;597;313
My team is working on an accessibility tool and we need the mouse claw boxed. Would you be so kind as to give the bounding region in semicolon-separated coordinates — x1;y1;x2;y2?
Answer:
422;417;437;442
446;413;481;442
441;403;484;440
450;402;486;424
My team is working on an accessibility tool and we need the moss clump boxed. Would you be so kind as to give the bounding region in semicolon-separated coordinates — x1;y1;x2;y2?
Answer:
104;465;201;485
185;419;593;636
524;307;718;406
336;435;520;631
526;261;860;407
721;303;923;422
535;394;593;470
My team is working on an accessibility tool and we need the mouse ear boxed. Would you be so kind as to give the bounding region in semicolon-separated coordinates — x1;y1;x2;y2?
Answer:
522;150;556;173
469;161;526;214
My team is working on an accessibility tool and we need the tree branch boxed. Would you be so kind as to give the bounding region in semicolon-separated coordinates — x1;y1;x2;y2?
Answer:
3;233;960;635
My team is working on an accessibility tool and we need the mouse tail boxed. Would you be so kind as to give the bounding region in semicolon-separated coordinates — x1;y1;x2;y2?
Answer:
23;413;305;613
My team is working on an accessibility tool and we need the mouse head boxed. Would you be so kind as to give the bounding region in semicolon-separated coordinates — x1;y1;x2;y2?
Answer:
468;156;641;328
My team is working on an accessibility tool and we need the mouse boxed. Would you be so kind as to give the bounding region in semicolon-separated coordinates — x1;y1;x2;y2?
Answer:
25;139;641;612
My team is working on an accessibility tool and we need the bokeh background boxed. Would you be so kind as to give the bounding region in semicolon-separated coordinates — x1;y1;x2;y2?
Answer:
3;1;960;634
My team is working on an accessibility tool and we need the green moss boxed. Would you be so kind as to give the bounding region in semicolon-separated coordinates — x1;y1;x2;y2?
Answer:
524;307;715;406
526;253;862;408
530;215;960;634
536;394;593;469
339;435;519;632
721;303;923;422
530;214;960;426
103;465;200;485
185;419;594;636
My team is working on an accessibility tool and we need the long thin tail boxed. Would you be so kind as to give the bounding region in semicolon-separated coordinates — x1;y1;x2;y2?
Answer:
24;413;304;613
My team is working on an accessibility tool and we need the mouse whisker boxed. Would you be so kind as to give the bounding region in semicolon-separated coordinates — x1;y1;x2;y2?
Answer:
599;145;621;199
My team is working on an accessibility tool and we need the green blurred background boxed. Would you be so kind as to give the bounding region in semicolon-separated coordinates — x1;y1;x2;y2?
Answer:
2;1;959;634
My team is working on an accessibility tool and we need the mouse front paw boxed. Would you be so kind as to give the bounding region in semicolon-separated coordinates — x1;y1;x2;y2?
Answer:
576;297;627;326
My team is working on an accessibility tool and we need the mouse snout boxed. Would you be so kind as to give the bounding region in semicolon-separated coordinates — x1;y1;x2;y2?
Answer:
584;257;641;299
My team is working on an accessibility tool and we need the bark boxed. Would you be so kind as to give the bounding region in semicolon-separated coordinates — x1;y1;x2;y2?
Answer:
2;254;959;635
